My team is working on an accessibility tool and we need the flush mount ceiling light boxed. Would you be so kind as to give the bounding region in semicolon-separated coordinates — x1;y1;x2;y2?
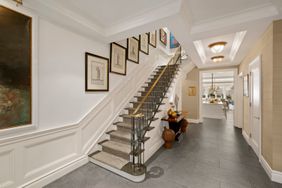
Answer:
211;56;224;63
208;42;227;54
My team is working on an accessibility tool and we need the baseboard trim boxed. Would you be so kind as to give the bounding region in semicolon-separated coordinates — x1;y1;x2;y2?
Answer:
22;155;89;188
187;119;200;124
242;130;250;145
260;156;282;184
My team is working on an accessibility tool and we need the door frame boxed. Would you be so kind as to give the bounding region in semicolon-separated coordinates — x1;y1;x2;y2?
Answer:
248;56;262;159
199;68;238;124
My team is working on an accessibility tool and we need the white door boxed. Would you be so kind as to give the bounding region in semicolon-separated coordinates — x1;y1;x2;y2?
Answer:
249;57;261;157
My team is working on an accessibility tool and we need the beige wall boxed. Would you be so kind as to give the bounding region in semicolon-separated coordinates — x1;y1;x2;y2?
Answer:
182;67;199;120
239;20;282;171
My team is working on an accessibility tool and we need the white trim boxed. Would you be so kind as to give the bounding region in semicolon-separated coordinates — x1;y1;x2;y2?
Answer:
21;156;89;188
248;56;262;159
260;156;282;184
187;119;200;124
89;158;145;183
242;130;250;146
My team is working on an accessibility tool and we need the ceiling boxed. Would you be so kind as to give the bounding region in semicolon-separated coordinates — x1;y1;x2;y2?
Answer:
52;0;174;27
11;0;282;68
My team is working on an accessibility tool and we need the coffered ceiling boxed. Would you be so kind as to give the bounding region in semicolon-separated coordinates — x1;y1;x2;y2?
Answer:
3;0;282;68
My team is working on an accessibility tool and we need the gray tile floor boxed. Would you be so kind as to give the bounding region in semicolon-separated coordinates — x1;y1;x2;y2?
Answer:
45;118;282;188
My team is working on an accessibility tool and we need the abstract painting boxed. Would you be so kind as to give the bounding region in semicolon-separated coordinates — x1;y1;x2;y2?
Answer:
110;43;127;75
159;28;167;46
170;32;180;49
139;33;149;55
0;6;32;130
127;37;139;64
85;52;109;91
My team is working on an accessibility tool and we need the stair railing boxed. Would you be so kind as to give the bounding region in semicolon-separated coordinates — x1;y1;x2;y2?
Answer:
127;47;182;176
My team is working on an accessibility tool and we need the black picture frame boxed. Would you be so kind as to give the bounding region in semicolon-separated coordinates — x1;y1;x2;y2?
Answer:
127;37;140;64
85;52;109;92
110;42;127;75
149;30;157;48
139;33;149;55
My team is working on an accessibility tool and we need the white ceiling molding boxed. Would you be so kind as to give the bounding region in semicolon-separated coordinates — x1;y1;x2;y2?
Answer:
193;40;207;63
191;3;279;34
229;31;247;62
105;0;182;37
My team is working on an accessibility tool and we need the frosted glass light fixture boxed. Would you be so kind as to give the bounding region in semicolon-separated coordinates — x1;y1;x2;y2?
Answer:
211;56;224;63
208;42;227;53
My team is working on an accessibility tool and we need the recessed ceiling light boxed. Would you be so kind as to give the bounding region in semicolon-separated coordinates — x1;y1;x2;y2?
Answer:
211;56;224;63
208;42;227;54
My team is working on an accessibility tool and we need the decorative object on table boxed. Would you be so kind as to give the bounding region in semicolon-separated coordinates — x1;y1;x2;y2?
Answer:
243;74;249;96
149;30;157;48
159;28;167;46
188;86;196;96
139;33;149;55
170;32;180;49
162;127;175;149
0;5;32;130
85;52;109;91
127;37;139;64
110;43;127;75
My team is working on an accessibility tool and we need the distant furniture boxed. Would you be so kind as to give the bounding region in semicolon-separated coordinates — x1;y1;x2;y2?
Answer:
202;102;225;119
161;114;188;148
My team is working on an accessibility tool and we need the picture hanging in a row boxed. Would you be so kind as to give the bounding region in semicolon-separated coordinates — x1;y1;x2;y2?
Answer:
85;29;159;91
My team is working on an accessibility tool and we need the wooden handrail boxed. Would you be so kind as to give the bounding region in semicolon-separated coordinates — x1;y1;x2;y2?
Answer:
132;47;181;116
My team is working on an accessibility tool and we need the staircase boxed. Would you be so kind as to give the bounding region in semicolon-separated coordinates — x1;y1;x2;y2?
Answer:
89;48;181;182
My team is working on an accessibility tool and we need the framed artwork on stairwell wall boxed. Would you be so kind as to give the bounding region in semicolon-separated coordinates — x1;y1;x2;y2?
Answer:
85;52;109;91
159;28;167;46
127;37;140;64
139;33;149;55
110;43;127;75
149;30;157;48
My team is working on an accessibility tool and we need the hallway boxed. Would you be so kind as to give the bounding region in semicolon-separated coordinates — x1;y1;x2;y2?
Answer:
45;118;282;188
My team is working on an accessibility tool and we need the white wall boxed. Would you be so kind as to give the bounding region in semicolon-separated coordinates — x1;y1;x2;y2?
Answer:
38;20;154;129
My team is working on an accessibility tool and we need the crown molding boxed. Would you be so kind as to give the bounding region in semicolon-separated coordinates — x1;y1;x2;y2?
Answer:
191;3;279;34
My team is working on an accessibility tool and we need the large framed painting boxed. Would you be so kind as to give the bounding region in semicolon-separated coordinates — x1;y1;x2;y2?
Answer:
110;43;127;75
159;28;167;46
139;33;149;55
170;32;180;49
85;52;109;91
149;30;157;48
0;6;32;130
127;37;139;64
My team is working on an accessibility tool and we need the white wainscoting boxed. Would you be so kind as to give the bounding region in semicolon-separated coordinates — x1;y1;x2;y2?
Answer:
0;48;170;188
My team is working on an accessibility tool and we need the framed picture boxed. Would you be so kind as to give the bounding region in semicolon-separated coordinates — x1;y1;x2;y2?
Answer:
0;6;32;130
127;37;139;64
243;74;249;96
159;28;167;46
110;43;127;75
139;33;149;55
170;32;180;49
149;30;157;48
188;86;196;96
85;52;109;91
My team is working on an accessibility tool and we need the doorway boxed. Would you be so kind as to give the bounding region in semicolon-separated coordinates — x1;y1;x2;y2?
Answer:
249;56;261;158
199;69;238;126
